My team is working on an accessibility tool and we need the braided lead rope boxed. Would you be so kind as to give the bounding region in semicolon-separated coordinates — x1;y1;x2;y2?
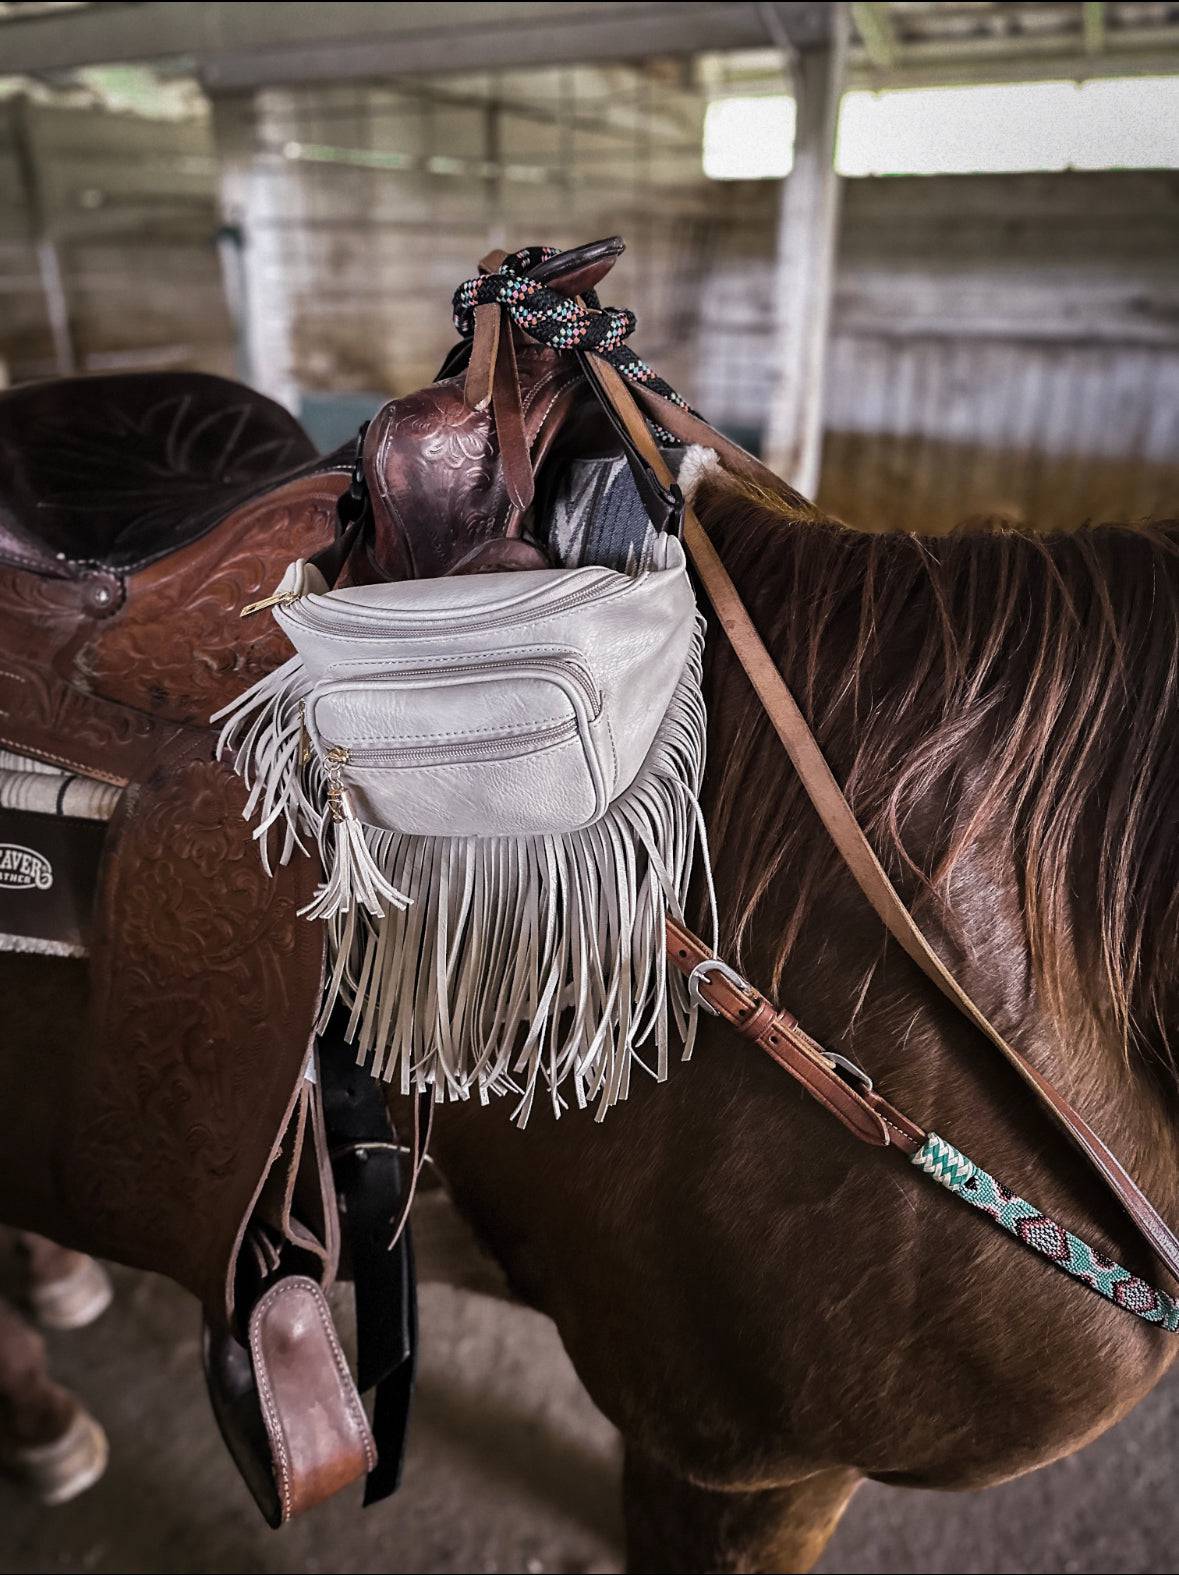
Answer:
914;1134;1179;1331
452;245;696;437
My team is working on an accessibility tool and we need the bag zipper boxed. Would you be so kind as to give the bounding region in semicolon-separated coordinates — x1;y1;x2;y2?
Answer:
278;572;628;641
309;652;604;817
241;589;300;618
323;743;350;821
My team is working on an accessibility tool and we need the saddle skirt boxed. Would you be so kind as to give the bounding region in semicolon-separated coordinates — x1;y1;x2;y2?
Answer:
0;236;798;1525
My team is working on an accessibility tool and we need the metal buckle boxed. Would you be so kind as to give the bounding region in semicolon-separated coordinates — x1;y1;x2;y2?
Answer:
686;956;753;1016
823;1051;874;1094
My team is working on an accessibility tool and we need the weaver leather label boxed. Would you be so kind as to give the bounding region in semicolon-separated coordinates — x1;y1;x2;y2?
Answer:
0;843;53;891
0;810;105;950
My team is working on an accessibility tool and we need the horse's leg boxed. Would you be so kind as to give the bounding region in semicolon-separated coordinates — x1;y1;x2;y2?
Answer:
623;1451;860;1575
16;1232;113;1331
0;1294;108;1503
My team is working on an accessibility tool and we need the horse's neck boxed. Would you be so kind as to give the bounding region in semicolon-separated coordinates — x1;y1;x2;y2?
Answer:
698;508;1179;1226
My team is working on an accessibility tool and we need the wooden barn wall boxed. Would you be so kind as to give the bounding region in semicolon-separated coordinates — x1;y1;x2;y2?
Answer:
3;80;1176;538
211;65;712;415
699;171;1179;532
0;98;234;384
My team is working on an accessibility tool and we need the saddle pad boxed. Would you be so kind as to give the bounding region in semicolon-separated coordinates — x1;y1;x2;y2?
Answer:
0;751;120;957
543;447;698;572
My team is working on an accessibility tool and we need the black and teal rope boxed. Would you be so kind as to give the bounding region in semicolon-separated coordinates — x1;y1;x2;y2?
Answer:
452;245;696;428
914;1133;1179;1331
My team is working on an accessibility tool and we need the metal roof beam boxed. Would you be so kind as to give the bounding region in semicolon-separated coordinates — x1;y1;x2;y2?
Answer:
851;3;897;72
0;2;833;84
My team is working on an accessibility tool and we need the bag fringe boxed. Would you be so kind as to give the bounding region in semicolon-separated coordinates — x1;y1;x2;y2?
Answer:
217;618;715;1122
212;654;319;874
320;616;715;1121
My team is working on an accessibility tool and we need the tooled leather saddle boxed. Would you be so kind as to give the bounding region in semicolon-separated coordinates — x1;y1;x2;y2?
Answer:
0;237;783;1524
6;231;1178;1528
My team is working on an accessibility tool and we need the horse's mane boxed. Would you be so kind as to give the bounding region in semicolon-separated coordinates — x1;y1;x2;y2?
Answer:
695;472;1179;1081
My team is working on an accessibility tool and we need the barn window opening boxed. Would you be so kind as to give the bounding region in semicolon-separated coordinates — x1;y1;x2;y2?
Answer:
703;95;795;180
702;76;1179;180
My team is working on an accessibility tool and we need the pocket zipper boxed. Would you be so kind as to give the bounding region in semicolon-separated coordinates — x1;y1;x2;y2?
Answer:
310;653;603;818
337;716;579;769
311;652;601;720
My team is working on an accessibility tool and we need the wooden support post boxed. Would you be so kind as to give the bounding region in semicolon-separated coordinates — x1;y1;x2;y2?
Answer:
851;2;896;72
1082;2;1106;56
762;6;849;498
210;91;301;410
11;96;78;377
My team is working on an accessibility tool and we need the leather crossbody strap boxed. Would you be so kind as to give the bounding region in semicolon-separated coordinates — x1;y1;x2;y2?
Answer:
584;352;1179;1286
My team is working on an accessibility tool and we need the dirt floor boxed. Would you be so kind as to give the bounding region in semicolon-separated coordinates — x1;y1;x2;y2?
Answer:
2;1264;1176;1575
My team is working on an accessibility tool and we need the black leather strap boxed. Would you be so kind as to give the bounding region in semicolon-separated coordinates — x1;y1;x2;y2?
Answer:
320;1025;419;1506
309;422;371;590
576;351;683;534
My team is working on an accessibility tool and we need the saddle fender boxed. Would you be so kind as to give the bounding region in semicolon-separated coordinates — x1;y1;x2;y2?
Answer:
69;727;328;1329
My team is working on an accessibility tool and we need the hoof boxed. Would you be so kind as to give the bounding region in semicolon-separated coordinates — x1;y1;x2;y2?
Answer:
7;1406;109;1505
27;1255;113;1331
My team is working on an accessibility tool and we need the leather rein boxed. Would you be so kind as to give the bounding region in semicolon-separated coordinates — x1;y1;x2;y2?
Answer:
325;252;1178;1327
578;355;1179;1326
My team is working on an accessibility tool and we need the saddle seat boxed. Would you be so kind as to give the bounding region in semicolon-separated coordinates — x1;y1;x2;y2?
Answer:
0;372;320;578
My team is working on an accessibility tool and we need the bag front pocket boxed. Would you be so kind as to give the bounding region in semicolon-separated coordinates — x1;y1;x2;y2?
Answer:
308;652;612;837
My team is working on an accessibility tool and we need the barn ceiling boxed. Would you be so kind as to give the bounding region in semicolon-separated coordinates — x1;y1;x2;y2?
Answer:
849;2;1179;84
0;3;1177;90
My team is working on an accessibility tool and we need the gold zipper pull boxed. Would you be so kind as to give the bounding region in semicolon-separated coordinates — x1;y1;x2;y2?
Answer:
323;745;351;822
240;590;300;619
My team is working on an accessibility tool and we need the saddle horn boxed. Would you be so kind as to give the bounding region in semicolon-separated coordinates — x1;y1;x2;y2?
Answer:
359;238;632;585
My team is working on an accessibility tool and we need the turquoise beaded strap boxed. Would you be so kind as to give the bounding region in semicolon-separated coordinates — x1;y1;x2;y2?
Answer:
913;1134;1179;1332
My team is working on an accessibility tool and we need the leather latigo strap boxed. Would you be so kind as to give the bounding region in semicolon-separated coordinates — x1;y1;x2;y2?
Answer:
584;352;1179;1285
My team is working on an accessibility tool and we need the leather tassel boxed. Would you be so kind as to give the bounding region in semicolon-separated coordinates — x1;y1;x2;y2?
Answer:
212;556;332;870
301;796;412;921
490;318;534;519
463;303;501;411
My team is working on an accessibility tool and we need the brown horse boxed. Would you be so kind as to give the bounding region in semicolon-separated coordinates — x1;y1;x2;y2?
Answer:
409;473;1179;1570
5;470;1179;1570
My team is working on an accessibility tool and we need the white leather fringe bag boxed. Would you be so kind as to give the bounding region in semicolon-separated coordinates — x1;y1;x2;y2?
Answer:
214;530;713;1123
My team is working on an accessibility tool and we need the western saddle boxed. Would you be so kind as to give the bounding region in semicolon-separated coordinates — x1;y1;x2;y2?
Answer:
0;238;785;1525
7;233;1178;1527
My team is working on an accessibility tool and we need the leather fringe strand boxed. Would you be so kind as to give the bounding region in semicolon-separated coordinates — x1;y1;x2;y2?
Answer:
213;619;714;1122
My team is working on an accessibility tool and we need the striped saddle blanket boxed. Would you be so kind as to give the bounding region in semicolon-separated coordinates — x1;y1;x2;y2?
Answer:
0;749;120;958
